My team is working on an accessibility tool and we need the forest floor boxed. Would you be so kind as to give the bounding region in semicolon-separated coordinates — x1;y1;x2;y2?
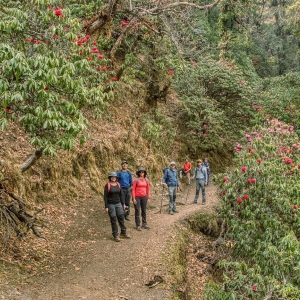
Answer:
0;180;220;300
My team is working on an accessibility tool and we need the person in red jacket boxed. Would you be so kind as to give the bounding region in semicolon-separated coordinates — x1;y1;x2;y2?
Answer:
132;167;150;231
180;157;192;185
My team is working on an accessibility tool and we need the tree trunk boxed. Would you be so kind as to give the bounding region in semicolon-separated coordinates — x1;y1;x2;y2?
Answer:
20;149;43;173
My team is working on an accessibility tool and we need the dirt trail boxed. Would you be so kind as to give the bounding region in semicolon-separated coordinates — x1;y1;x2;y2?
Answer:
10;183;219;300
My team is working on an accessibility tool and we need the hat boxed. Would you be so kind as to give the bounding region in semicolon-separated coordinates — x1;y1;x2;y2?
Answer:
121;160;128;165
170;161;176;166
108;172;118;179
136;167;147;177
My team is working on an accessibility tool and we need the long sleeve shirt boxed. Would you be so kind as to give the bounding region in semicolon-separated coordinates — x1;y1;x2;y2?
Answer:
117;170;133;188
132;178;150;199
103;183;123;208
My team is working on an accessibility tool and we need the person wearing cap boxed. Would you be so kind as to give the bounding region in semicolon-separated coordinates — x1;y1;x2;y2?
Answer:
191;159;208;204
132;168;150;231
162;161;180;215
104;172;131;242
117;161;133;221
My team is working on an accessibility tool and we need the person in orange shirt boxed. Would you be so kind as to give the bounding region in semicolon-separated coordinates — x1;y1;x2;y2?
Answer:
132;168;150;231
180;157;192;185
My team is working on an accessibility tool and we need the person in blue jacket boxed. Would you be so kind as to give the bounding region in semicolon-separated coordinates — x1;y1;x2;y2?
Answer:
162;161;180;215
117;161;133;221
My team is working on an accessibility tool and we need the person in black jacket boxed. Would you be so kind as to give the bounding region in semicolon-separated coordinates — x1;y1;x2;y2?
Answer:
104;172;131;242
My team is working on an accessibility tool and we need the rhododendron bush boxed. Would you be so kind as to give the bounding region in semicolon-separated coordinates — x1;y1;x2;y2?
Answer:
0;1;115;155
206;119;300;299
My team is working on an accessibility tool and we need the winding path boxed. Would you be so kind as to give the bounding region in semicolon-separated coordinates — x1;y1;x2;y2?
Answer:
18;183;219;300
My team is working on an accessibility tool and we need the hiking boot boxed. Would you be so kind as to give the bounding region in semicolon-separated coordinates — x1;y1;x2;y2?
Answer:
125;216;130;221
136;226;141;231
202;201;206;205
173;209;179;213
142;225;150;229
169;210;174;215
114;236;121;242
193;201;197;204
120;233;131;239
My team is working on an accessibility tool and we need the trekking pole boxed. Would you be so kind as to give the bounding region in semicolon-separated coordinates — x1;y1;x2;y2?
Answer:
160;185;164;214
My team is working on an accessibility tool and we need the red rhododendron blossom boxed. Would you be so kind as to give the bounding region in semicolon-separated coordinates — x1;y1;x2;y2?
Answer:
5;108;10;112
257;159;262;164
112;77;118;81
237;198;243;203
168;69;175;75
294;205;298;210
247;178;256;183
54;8;64;17
222;191;226;195
92;41;97;45
243;195;249;200
245;134;250;138
88;57;93;61
223;177;228;182
98;55;104;59
97;67;101;71
85;35;90;39
44;87;49;90
251;286;257;291
241;166;247;172
102;66;107;71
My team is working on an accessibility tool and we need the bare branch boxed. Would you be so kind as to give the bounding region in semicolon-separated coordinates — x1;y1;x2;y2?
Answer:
19;149;43;173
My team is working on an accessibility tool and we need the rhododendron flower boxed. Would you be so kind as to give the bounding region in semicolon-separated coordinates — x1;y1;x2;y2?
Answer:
241;166;247;172
252;132;258;135
237;198;243;203
102;66;107;71
222;191;226;195
247;178;256;183
88;57;93;61
294;205;298;210
243;195;249;200
97;67;101;71
257;159;262;164
112;77;118;81
92;41;97;45
168;69;175;75
245;134;250;138
98;55;104;59
54;8;64;17
251;286;257;291
223;177;228;182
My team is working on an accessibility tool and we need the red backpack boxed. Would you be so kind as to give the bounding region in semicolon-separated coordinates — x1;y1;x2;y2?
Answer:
107;182;121;193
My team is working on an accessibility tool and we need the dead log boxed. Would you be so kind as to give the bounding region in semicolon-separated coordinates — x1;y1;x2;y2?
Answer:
19;149;43;173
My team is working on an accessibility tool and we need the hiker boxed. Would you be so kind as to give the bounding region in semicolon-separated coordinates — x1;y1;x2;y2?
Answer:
117;161;133;221
132;167;151;231
203;158;210;185
192;159;208;204
179;157;192;184
162;161;180;215
104;172;131;242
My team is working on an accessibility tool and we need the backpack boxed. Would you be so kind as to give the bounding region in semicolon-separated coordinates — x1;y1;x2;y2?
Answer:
136;177;149;186
107;182;121;193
